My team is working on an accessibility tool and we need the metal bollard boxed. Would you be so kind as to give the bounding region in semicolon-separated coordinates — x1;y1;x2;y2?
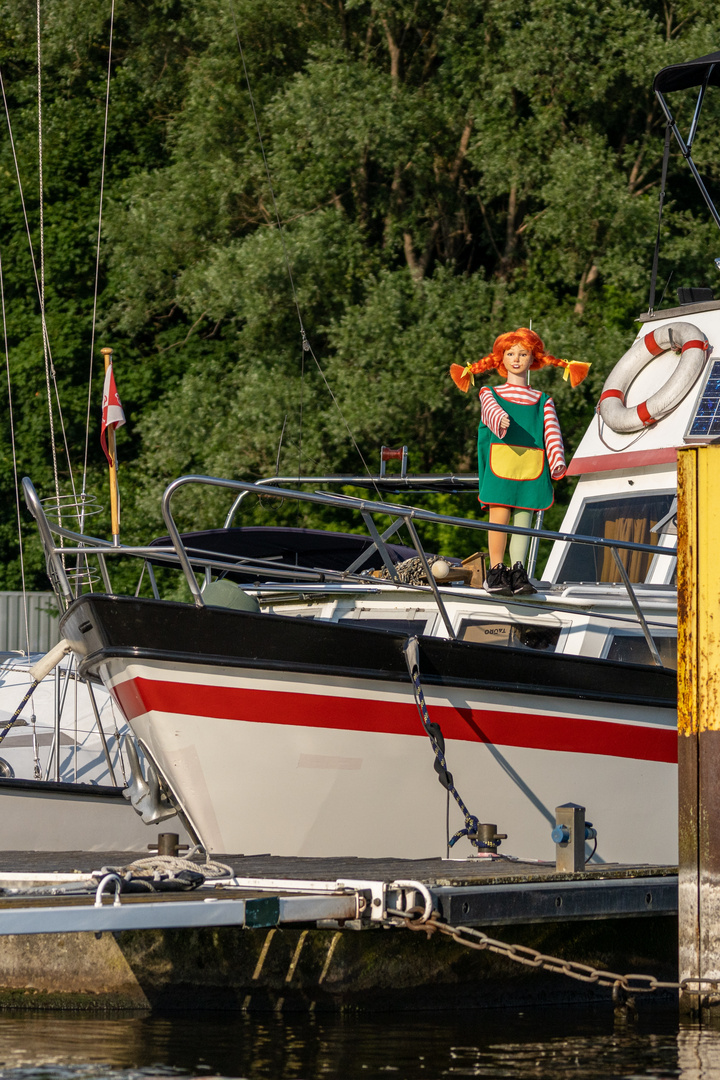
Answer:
473;822;508;854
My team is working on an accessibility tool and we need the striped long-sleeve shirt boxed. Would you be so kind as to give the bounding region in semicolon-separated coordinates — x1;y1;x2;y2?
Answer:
479;384;566;480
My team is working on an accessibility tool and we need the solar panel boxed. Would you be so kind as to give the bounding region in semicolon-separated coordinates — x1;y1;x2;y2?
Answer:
684;359;720;442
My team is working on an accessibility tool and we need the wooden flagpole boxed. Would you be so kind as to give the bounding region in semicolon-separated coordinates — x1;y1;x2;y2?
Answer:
101;346;120;545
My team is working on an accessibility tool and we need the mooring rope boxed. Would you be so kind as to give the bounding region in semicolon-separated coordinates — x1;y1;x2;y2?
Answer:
102;854;235;881
402;636;484;853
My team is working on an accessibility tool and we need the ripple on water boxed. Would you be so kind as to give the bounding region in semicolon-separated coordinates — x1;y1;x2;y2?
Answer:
0;1007;717;1080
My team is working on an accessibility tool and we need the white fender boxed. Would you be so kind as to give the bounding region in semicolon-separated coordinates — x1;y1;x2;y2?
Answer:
598;321;709;434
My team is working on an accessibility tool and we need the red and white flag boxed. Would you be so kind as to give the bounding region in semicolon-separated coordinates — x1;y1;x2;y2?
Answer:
100;363;126;465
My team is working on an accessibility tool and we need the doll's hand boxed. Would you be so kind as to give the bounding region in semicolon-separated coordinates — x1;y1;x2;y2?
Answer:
551;465;567;480
498;414;510;437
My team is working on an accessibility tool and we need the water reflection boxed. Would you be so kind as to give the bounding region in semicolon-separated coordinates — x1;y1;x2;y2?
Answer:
0;1008;719;1079
677;1025;720;1080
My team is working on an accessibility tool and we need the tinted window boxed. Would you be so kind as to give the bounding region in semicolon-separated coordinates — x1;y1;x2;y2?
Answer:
459;620;560;652
606;634;677;670
557;494;674;584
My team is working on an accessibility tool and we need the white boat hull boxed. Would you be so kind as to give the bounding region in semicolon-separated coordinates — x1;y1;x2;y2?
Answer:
101;656;677;864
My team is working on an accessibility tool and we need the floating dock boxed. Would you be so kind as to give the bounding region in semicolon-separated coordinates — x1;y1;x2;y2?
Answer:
0;850;679;1012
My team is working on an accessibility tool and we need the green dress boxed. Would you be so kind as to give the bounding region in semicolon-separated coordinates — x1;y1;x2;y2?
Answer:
477;388;554;511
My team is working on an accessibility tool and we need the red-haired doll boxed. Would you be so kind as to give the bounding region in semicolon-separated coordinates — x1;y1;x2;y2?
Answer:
450;328;590;596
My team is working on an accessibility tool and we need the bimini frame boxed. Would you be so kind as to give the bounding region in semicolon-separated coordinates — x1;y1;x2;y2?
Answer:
649;50;720;311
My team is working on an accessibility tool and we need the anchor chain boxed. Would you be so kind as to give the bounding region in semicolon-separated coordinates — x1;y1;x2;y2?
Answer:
387;906;720;998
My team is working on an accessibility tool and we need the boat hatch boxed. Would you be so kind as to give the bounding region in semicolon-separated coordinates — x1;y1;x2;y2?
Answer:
604;630;678;670
554;492;675;584
458;616;562;653
339;605;434;636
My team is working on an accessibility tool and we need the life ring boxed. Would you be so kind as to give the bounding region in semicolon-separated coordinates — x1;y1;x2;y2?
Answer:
598;321;709;434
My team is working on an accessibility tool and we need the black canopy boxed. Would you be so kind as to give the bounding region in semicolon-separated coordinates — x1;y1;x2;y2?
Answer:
654;50;720;94
149;526;421;578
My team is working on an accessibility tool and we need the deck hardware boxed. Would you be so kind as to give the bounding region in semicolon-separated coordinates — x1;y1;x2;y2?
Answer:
553;803;592;872
379;446;408;478
94;873;122;907
148;832;189;858
124;739;178;825
386;880;434;923
473;823;508;854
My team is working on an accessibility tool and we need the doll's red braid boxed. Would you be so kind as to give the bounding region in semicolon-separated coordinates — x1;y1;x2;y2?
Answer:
450;328;590;391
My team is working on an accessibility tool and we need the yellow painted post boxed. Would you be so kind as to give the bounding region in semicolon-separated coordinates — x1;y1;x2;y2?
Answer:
678;445;720;1017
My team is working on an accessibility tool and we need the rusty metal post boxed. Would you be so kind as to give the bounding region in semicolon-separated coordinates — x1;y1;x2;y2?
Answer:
677;445;720;1017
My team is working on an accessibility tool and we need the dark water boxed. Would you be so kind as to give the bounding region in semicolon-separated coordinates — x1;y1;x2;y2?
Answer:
0;1009;719;1080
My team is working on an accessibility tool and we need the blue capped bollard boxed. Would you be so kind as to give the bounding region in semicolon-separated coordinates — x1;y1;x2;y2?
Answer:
552;803;596;872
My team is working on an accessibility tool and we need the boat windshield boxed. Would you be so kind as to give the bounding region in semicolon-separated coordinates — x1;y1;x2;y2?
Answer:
556;493;675;584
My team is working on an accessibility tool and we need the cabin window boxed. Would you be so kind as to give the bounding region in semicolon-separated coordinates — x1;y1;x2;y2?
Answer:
459;619;561;652
605;633;677;670
556;493;675;584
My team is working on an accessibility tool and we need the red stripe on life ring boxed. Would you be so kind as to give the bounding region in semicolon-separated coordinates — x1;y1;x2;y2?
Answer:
644;331;664;356
681;338;708;352
599;388;625;405
637;400;656;426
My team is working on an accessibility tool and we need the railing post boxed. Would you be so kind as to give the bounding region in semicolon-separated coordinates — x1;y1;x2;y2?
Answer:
677;445;720;1018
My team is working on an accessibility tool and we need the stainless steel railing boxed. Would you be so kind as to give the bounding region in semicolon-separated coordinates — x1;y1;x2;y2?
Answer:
23;474;677;665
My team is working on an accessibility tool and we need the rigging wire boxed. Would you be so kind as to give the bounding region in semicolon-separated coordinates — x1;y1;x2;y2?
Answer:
0;247;32;663
227;1;382;498
82;0;116;519
0;68;80;523
35;0;62;514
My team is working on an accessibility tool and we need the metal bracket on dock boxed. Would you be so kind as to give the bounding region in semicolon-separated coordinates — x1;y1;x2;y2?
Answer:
94;874;122;908
384;880;434;923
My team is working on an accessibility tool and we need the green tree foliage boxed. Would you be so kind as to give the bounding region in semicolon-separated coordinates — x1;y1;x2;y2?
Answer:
1;0;719;584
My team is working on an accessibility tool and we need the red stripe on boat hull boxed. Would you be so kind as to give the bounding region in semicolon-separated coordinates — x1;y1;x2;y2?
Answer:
112;675;677;765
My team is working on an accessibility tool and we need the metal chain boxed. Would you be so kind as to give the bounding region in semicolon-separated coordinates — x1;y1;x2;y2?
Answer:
387;908;720;997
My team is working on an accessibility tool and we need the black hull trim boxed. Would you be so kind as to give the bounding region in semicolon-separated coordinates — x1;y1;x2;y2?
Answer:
60;595;677;710
0;776;126;798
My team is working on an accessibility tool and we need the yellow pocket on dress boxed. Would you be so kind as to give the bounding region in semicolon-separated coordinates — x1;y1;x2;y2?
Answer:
490;443;544;481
